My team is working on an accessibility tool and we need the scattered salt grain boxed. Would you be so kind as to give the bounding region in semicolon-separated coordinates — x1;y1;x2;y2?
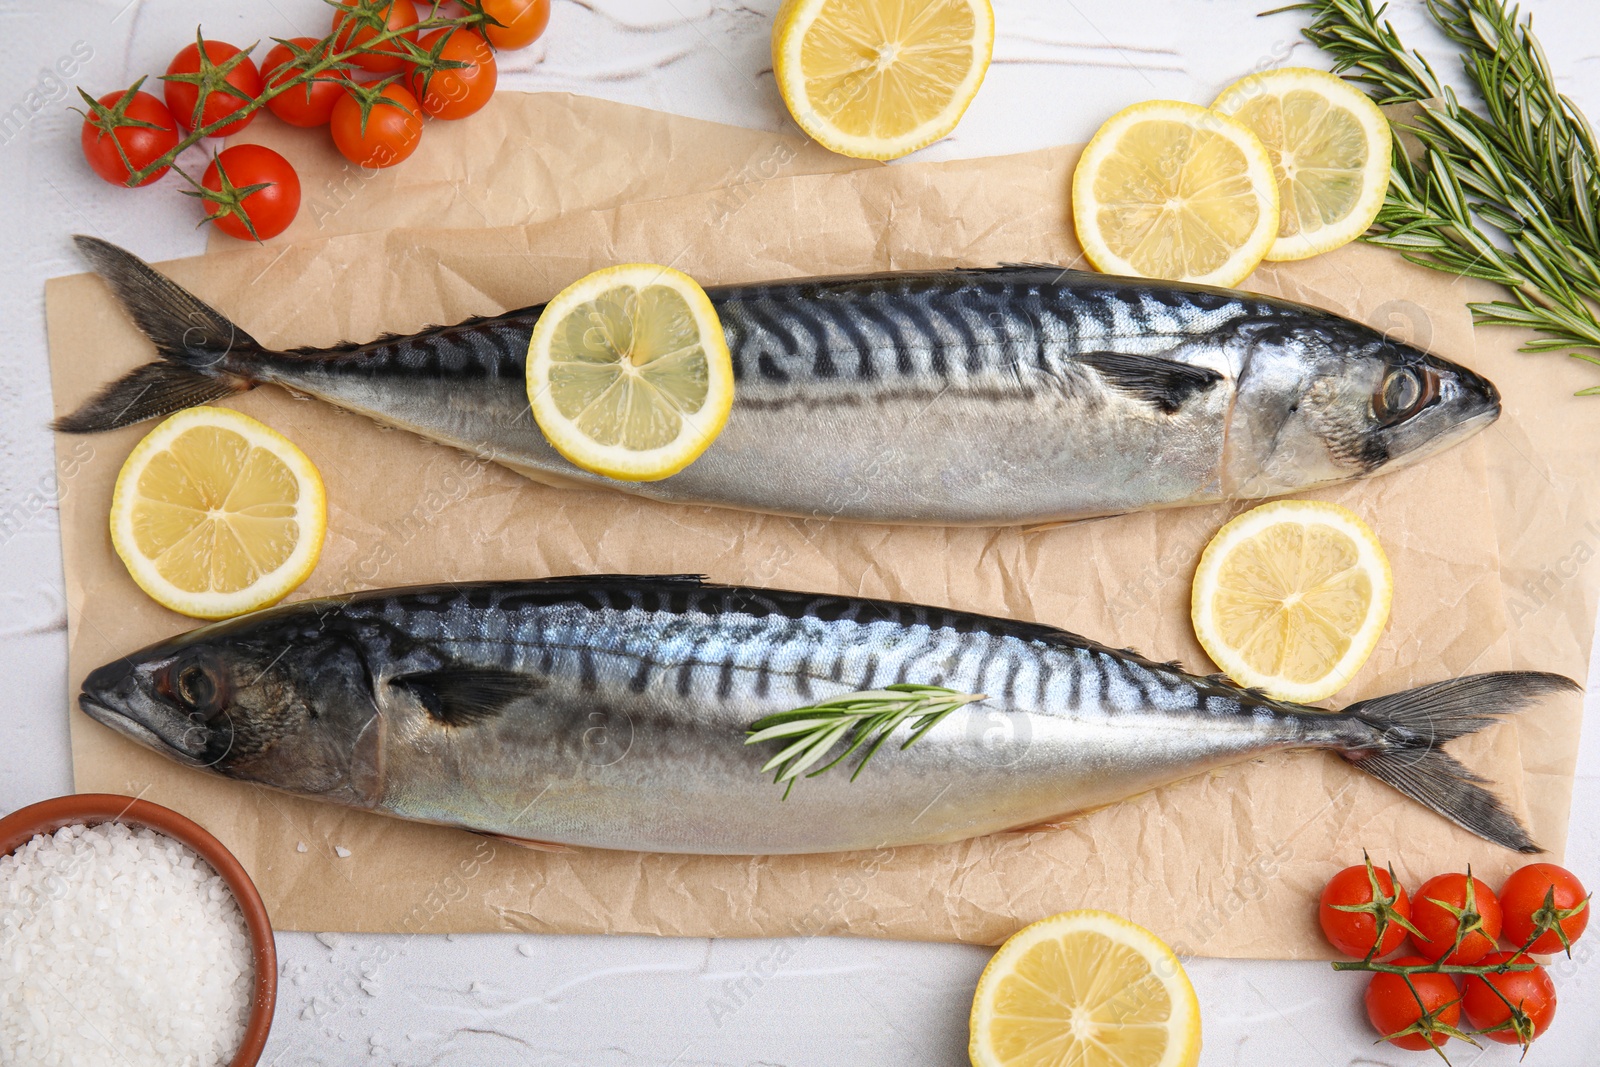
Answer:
0;821;252;1067
334;845;351;858
296;841;308;853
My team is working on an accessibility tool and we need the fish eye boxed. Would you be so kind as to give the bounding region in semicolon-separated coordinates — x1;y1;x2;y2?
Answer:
167;659;223;714
1375;366;1434;424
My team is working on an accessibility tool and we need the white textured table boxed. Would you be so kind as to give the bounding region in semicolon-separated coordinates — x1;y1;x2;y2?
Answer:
4;2;1598;1064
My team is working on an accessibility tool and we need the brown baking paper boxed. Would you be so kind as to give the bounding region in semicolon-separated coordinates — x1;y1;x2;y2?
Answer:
208;91;864;250
48;96;1595;959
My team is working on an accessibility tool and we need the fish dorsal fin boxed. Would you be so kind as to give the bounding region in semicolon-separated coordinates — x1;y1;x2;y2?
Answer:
1074;350;1223;414
1199;671;1284;707
392;667;533;726
1008;622;1161;667
1019;627;1204;684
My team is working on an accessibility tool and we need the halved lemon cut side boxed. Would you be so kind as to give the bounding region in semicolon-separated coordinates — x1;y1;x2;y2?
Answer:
110;406;326;620
1072;99;1280;287
772;0;995;160
1212;67;1393;262
970;909;1201;1067
1191;499;1392;704
526;264;734;482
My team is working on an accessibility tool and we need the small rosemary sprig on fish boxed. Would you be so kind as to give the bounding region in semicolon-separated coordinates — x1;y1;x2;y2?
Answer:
1274;0;1600;390
746;684;985;795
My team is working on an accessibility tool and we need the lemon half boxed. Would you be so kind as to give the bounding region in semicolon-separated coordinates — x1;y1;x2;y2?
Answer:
1212;67;1393;262
526;264;734;482
1191;500;1392;704
110;406;326;620
1072;100;1280;287
772;0;995;160
970;909;1201;1067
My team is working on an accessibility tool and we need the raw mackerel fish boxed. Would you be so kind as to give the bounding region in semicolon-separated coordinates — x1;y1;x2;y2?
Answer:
58;238;1500;526
80;576;1568;856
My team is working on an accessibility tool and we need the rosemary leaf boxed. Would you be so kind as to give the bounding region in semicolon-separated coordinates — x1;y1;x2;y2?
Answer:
1278;0;1600;390
746;684;985;791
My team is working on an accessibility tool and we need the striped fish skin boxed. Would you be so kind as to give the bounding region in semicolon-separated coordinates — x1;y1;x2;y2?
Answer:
76;577;1403;856
62;241;1502;525
258;270;1497;523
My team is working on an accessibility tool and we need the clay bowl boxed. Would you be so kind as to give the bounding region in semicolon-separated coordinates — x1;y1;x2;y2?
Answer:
0;793;276;1065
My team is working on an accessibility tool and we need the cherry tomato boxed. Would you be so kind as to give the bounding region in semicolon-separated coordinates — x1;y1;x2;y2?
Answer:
163;39;263;136
1412;872;1502;964
80;87;181;187
477;0;551;50
1319;862;1414;959
261;38;347;128
332;0;421;74
1365;957;1461;1051
1462;951;1557;1046
1500;863;1590;954
330;83;423;169
407;29;497;120
201;145;301;241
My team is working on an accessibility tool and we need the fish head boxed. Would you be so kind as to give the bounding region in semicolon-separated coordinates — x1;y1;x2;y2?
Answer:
78;613;381;800
1225;317;1500;497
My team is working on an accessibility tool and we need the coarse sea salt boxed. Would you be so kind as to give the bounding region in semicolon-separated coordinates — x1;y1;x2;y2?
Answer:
0;820;253;1067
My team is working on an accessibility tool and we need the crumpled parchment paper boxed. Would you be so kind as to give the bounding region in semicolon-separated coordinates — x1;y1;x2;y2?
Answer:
46;93;1593;959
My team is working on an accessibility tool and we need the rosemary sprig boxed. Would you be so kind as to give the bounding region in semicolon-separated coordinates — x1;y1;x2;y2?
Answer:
746;684;984;794
1275;0;1600;390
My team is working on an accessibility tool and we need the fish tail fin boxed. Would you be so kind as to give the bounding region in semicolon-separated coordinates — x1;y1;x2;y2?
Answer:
54;236;260;433
1342;671;1579;853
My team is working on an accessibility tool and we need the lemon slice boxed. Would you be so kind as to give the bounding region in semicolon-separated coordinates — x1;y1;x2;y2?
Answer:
1072;100;1280;287
1212;67;1393;262
771;0;994;161
1191;500;1392;704
970;909;1201;1067
526;264;734;482
110;407;326;620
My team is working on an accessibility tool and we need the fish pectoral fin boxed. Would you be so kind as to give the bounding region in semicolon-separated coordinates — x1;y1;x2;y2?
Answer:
1074;350;1224;414
391;668;533;727
472;831;575;854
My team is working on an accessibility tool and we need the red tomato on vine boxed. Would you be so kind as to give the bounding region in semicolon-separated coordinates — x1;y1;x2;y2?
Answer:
1365;958;1464;1052
1411;872;1502;964
163;37;263;136
332;0;421;74
474;0;551;50
1319;859;1419;959
198;145;302;241
1462;951;1557;1046
1500;863;1590;954
80;84;181;187
262;38;348;128
407;29;497;121
330;82;423;169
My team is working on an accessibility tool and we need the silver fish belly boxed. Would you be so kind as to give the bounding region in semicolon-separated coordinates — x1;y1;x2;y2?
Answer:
61;243;1503;526
78;578;1567;855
